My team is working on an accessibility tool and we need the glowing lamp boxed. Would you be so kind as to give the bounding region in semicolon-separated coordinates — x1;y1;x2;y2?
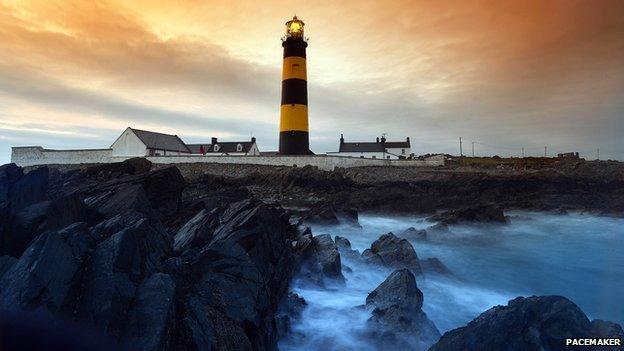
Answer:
285;15;304;38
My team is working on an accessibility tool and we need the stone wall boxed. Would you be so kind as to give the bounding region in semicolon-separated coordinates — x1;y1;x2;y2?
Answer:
11;146;114;167
11;146;445;170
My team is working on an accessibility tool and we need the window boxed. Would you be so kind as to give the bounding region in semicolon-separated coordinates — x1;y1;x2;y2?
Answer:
214;144;220;152
402;149;405;155
387;156;390;159
236;143;243;152
372;156;376;159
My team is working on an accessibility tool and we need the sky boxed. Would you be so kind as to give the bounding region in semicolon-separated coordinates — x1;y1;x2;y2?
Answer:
1;0;623;163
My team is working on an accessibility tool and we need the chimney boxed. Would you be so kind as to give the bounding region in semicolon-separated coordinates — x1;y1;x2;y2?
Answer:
381;136;386;143
340;133;344;144
211;137;217;145
251;136;256;143
406;137;410;144
376;137;380;143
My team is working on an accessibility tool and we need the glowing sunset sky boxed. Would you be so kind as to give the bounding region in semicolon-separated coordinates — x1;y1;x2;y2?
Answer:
1;0;623;163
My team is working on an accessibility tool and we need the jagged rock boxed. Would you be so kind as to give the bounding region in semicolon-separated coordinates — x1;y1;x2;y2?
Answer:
362;233;422;274
0;163;23;204
84;158;152;180
0;255;17;279
0;223;91;312
428;205;507;225
334;235;361;261
365;269;440;350
8;167;49;211
82;166;185;219
334;236;351;249
123;273;176;351
299;234;345;285
399;227;427;240
85;184;153;219
590;319;624;341
173;208;219;254
191;200;296;350
79;212;172;337
183;295;252;351
4;192;87;256
420;257;453;276
276;292;308;338
77;225;140;335
429;296;624;351
366;269;423;310
300;203;359;226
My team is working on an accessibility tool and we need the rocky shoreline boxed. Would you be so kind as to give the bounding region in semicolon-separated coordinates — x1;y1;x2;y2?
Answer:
1;159;623;350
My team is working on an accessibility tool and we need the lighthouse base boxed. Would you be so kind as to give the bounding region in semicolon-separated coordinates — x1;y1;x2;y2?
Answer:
279;131;312;155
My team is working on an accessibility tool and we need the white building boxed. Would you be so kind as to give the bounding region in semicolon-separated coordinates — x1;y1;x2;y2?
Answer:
186;137;260;156
327;134;412;159
111;127;191;157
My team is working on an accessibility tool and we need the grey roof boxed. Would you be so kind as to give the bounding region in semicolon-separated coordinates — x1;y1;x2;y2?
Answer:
339;142;386;153
339;137;410;152
383;141;410;148
187;142;254;154
130;128;190;153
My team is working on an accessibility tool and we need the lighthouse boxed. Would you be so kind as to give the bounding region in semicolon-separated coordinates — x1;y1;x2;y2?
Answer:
279;16;311;155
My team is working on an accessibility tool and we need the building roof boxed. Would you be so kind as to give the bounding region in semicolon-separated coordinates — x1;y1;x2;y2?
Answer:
339;142;386;153
383;141;410;148
187;141;254;154
129;128;191;153
338;136;411;153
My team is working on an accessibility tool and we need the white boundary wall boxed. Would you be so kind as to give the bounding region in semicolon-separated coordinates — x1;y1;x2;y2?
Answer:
12;146;444;170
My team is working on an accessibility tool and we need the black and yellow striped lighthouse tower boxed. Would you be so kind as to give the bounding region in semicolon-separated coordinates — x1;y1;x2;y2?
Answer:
279;16;311;155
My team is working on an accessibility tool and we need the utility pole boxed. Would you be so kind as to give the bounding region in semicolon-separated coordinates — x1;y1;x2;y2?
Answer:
459;137;463;157
471;142;475;157
597;148;600;161
521;147;524;158
544;146;547;157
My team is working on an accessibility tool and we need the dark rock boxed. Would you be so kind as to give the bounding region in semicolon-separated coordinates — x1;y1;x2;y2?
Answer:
190;200;295;350
4;192;87;256
365;269;440;350
299;234;345;285
0;255;17;279
122;273;176;351
0;163;23;204
590;319;624;341
362;233;422;274
429;295;624;351
78;213;172;337
399;227;427;240
85;184;153;219
183;295;252;351
173;208;219;254
8;167;49;211
334;235;361;261
82;166;185;219
300;203;359;226
77;225;139;335
334;236;351;249
420;257;453;276
366;269;423;310
0;223;90;312
83;158;152;180
276;292;308;338
428;205;507;225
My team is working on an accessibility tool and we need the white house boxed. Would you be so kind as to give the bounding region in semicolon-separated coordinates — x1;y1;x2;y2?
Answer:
186;137;260;156
111;127;191;157
327;134;412;159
